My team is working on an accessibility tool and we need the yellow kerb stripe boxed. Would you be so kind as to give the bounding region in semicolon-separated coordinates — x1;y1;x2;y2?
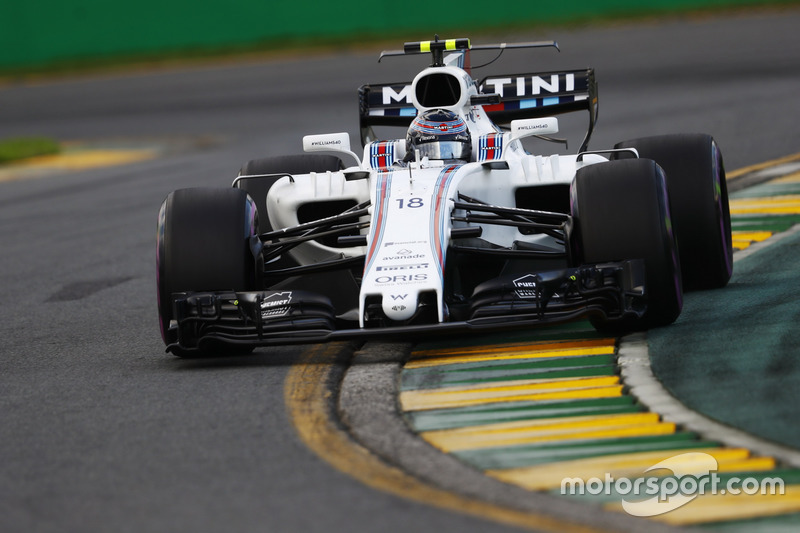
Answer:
489;448;753;491
732;231;773;243
726;152;800;179
403;385;623;412
772;170;800;183
408;339;616;369
11;149;156;171
413;338;615;358
422;412;661;438
400;376;620;411
428;422;676;454
732;207;800;215
608;485;800;526
732;231;774;250
422;412;661;452
729;195;800;215
716;456;777;472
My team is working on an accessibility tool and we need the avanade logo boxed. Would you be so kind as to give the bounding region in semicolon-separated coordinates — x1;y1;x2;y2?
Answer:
560;452;785;517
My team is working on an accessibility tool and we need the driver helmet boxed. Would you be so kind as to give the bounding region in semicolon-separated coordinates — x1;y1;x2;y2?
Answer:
406;109;472;161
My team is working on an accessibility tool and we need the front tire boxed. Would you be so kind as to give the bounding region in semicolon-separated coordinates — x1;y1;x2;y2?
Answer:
156;187;258;355
615;134;732;290
571;159;682;331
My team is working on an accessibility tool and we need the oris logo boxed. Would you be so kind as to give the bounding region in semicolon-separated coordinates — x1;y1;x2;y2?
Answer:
375;274;428;284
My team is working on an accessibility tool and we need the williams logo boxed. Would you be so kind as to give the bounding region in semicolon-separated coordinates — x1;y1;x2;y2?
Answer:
260;292;292;318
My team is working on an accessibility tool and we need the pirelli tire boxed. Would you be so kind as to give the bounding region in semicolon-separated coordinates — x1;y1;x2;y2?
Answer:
571;158;683;331
156;187;258;356
615;134;733;290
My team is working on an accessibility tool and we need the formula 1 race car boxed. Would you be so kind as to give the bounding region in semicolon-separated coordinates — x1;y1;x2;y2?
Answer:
156;37;732;355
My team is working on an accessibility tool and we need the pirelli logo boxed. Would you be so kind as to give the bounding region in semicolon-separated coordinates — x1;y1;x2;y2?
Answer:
376;263;429;272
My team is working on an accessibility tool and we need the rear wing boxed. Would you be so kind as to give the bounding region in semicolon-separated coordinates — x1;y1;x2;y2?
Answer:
358;68;598;152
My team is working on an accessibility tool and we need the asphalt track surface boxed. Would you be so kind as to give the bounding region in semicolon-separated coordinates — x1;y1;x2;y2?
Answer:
1;8;799;533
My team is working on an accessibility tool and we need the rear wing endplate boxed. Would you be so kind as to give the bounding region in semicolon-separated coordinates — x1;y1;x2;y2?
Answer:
358;68;598;152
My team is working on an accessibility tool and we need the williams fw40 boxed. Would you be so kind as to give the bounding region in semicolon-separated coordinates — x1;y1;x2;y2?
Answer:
156;37;732;356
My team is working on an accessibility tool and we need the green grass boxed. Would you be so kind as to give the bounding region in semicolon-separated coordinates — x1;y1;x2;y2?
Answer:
0;137;60;164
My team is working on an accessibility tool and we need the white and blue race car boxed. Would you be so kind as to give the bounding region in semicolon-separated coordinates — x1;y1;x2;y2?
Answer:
156;37;732;356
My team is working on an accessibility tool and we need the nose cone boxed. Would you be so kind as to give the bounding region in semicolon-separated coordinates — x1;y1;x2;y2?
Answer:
382;292;418;321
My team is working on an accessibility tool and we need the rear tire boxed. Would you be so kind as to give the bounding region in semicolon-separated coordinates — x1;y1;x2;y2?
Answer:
571;159;682;331
615;134;732;290
156;187;258;356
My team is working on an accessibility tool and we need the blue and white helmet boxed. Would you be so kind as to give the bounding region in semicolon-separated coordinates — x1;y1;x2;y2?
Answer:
406;109;472;161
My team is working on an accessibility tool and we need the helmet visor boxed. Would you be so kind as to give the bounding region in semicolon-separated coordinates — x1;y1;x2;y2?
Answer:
418;141;470;161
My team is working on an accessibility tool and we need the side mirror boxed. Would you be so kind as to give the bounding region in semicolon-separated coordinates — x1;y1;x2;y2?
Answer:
303;132;361;167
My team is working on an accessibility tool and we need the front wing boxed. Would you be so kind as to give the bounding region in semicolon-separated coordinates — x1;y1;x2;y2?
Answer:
164;260;645;354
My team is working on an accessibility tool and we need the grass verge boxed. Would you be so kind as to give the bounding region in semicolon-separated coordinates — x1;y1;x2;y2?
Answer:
0;137;60;164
